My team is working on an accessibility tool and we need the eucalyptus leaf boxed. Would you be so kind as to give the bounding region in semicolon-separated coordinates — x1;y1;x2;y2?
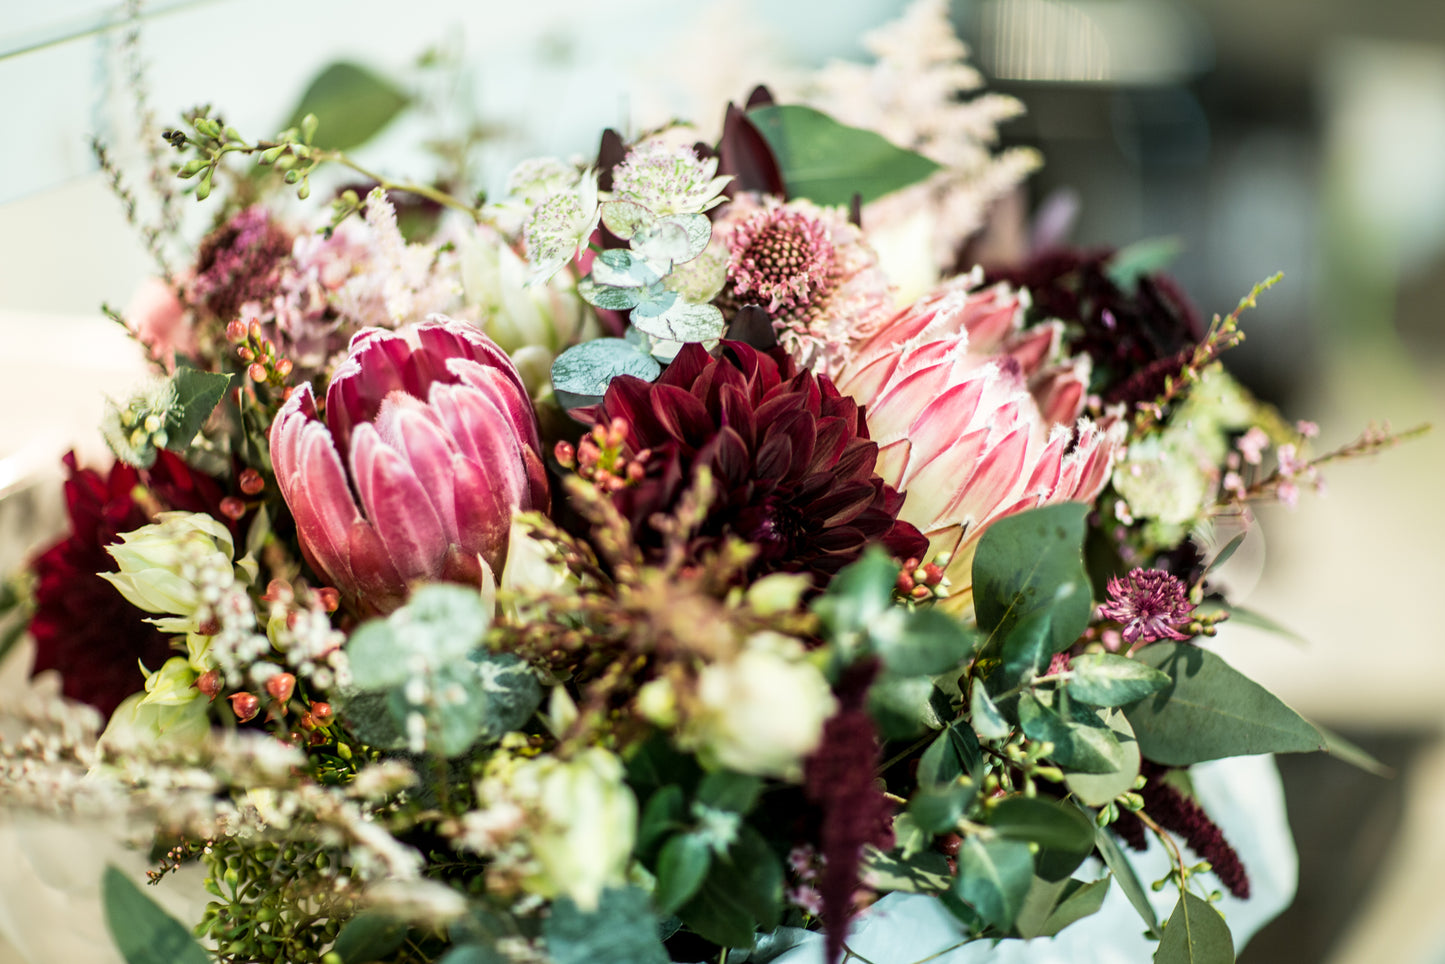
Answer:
872;607;982;678
551;338;662;401
1125;644;1325;765
748;104;941;206
1105;236;1185;294
101;866;210;964
813;547;897;646
918;722;983;787
970;683;1011;742
679;826;784;948
988;797;1095;854
577;278;643;311
861;845;953;895
1000;610;1054;684
637;785;687;861
1064;710;1141;807
285;61;409;152
332;912;408;964
630;295;726;343
1068;653;1171;707
600;199;654;240
1018;693;1126;774
543;887;670;964
953;836;1035;932
631;219;693;266
973;503;1092;657
697;771;763;814
908;780;974;834
1036;877;1111;938
867;674;942;740
1154;891;1235;964
1095;823;1161;939
436;945;506;964
1315;722;1392;777
592;249;663;288
658;213;712;261
164;368;231;454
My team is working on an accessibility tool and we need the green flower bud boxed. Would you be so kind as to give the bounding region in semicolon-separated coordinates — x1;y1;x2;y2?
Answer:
101;511;237;633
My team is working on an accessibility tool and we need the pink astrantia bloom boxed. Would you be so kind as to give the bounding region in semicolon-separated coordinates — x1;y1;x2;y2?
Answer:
829;276;1121;615
1097;568;1194;645
270;317;547;614
714;195;893;374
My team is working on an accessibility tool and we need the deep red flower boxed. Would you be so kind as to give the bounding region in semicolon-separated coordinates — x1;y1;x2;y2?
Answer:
587;341;926;583
28;451;228;720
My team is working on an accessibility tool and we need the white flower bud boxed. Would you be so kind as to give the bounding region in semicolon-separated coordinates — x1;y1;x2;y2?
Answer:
101;512;237;632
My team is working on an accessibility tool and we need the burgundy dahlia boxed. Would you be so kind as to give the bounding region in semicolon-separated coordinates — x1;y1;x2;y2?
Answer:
587;341;926;582
29;451;229;719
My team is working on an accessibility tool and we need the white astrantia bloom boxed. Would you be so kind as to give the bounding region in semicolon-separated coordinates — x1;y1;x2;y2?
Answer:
522;170;601;285
684;631;837;781
609;140;732;217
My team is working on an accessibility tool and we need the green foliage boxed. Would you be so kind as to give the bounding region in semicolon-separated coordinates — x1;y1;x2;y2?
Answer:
988;797;1096;881
543;887;670;964
1063;710;1142;807
331;913;407;963
550;337;662;408
164;367;231;454
1068;653;1172;707
1014;876;1111;940
862;846;953;895
102;866;210;964
1017;694;1128;774
1106;236;1184;293
655;832;714;913
1095;823;1161;939
677;826;784;948
973;504;1093;658
1124;643;1325;765
747;105;941;206
909;780;976;834
917;721;983;787
952;836;1034;932
342;585;541;757
1154;891;1235;964
629;290;726;343
285;62;409;152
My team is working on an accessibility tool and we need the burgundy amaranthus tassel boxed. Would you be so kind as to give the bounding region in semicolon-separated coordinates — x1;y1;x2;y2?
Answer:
1113;763;1251;898
803;659;894;964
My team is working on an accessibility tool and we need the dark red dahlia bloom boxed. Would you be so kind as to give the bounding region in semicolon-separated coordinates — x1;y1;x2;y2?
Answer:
588;341;926;583
985;248;1203;407
29;451;229;720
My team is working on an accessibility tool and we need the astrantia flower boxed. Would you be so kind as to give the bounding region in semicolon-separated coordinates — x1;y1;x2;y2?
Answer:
269;317;548;614
714;196;893;374
1098;568;1194;645
29;451;228;719
609;141;731;216
586;341;927;583
829;279;1120;614
522;171;601;284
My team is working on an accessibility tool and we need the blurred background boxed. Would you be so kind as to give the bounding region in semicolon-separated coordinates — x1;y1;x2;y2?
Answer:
1;1;1442;961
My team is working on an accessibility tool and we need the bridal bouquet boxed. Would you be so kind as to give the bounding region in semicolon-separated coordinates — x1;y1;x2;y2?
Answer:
0;3;1417;963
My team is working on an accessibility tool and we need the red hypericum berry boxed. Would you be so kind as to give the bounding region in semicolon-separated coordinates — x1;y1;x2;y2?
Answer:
309;701;333;724
248;363;268;383
554;440;576;469
265;672;295;704
225;318;248;342
228;692;260;722
314;587;340;613
298;712;316;731
195;669;222;700
239;469;265;495
219;496;246;520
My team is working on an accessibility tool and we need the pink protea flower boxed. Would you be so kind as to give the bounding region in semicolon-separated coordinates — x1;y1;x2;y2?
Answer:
270;317;547;614
714;195;893;374
829;277;1121;615
1097;568;1194;645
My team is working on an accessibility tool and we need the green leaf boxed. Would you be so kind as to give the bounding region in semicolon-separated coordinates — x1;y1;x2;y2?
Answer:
655;833;714;914
748;104;941;206
577;278;643;311
697;771;763;814
637;785;687;861
872;607;983;678
973;503;1093;657
1314;722;1392;777
630;293;726;343
1068;654;1171;707
1018;693;1126;774
952;837;1035;932
918;721;983;787
600;200;654;240
659;213;712;261
988;797;1095;853
285;61;409;152
679;826;784;948
1125;644;1325;765
332;912;408;963
970;683;1011;742
543;887;670;964
163;368;230;454
1154;891;1235;964
551;337;662;403
1000;610;1054;684
1106;236;1184;294
1013;876;1070;940
469;652;544;745
861;845;953;895
908;780;975;834
1036;877;1111;938
436;945;507;964
1096;824;1160;939
866;674;941;740
813;547;897;647
101;865;210;964
1064;709;1141;807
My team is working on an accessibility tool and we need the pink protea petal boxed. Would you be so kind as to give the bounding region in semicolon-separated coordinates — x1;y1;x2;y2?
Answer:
1003;323;1058;378
270;384;362;591
449;454;514;573
349;422;448;583
374;392;461;545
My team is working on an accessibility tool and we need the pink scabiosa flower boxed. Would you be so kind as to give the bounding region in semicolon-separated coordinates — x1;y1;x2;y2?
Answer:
269;317;548;614
829;277;1121;615
714;195;893;374
1098;568;1195;645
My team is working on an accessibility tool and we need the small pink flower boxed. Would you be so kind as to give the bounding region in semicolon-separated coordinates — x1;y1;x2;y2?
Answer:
1295;419;1319;438
1236;426;1269;466
270;317;547;614
124;277;194;366
1098;568;1194;645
